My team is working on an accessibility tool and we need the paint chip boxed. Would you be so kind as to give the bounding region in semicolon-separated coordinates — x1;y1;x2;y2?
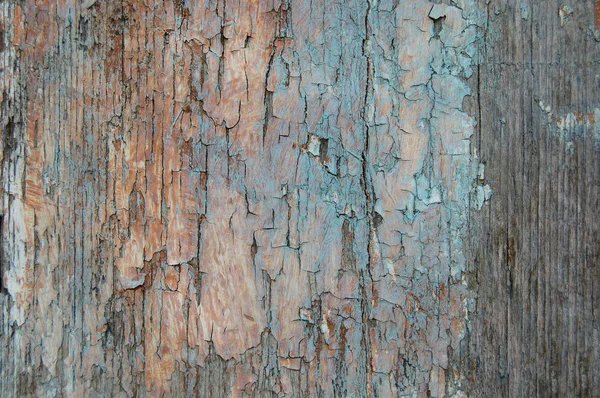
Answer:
559;4;573;26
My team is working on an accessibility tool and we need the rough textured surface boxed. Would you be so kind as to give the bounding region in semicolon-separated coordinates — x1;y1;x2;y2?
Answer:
465;1;600;396
0;0;598;397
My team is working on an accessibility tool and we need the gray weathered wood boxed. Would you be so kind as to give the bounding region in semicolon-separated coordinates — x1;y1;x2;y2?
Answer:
465;1;600;396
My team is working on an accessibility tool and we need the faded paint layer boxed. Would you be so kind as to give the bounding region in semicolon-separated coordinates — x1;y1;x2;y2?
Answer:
0;0;486;396
539;100;600;149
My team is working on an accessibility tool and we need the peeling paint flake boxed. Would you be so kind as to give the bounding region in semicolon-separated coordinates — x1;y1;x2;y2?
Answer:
0;0;489;396
559;4;573;26
538;99;600;147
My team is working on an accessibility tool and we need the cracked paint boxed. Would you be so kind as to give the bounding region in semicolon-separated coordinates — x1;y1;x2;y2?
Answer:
1;0;487;396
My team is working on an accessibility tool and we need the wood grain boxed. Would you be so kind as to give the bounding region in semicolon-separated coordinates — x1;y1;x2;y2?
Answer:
0;0;597;397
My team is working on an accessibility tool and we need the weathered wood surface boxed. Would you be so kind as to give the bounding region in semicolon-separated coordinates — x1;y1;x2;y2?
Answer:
465;1;600;397
0;0;597;397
